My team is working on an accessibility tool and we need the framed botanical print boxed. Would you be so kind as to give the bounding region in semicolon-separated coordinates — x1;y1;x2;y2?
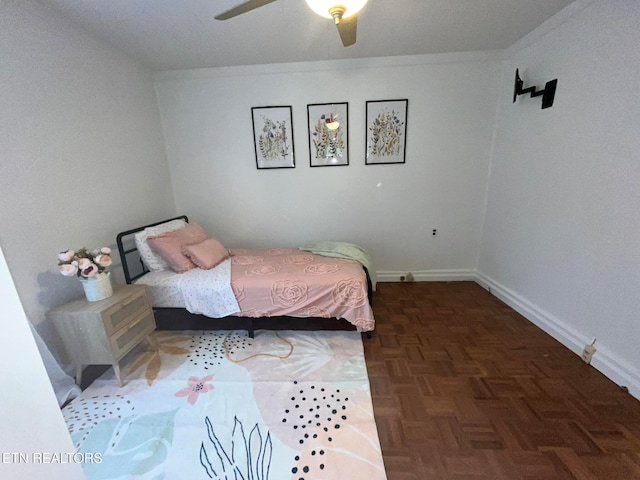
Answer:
251;106;295;169
365;99;408;165
307;102;349;167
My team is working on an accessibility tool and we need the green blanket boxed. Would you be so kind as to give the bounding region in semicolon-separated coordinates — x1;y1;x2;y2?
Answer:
299;241;376;290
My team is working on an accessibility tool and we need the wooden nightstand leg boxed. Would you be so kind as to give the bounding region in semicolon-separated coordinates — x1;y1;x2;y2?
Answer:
75;364;83;386
113;363;124;387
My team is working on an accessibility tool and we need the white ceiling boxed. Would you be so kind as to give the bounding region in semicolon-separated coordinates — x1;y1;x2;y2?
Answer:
36;0;576;71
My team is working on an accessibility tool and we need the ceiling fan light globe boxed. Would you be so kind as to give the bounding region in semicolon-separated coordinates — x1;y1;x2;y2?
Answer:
305;0;369;20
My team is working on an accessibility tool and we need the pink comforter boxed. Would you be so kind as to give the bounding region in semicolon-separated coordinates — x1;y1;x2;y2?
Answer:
229;248;375;332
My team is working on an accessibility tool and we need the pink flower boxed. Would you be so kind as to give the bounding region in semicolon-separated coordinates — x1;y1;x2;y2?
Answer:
175;375;214;405
332;278;367;307
248;265;281;276
94;254;112;268
354;318;375;332
80;263;98;277
282;254;314;265
57;246;112;278
305;306;331;318
77;258;91;269
271;280;308;308
304;263;339;275
58;250;75;262
59;264;78;276
232;255;264;265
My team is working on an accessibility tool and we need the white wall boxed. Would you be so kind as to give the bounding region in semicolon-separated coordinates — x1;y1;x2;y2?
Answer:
478;0;640;397
0;246;85;479
154;53;502;281
5;0;637;430
0;0;175;356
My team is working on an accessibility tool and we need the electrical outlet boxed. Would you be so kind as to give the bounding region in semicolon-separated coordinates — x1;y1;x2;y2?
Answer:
432;228;437;236
581;339;596;364
400;275;405;282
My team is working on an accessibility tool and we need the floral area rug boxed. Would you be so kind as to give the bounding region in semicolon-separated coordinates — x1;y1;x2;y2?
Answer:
62;330;387;479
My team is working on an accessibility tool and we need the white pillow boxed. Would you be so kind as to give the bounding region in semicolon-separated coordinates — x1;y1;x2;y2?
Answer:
134;218;187;271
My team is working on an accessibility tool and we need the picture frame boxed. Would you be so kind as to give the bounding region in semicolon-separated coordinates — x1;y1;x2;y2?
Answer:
365;99;408;165
307;102;349;167
251;106;295;169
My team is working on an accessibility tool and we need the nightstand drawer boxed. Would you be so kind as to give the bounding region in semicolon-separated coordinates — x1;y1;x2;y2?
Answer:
109;309;155;360
102;288;149;335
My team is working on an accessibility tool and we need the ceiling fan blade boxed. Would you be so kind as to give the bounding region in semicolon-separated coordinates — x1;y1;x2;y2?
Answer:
336;14;358;47
214;0;278;20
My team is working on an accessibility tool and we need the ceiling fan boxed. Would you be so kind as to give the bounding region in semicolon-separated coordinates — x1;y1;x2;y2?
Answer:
214;0;369;47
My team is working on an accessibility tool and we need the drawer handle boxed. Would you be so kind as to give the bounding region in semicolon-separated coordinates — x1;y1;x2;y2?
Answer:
127;316;145;330
126;312;153;330
121;295;141;307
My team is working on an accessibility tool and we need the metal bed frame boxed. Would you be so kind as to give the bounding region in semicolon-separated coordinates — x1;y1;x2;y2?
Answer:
116;215;373;338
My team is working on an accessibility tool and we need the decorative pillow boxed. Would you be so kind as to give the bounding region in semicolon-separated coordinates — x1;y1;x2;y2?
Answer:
182;238;229;270
134;218;187;271
147;222;209;273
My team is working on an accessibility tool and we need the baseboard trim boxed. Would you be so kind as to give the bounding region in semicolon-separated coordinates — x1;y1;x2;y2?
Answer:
374;269;640;399
376;269;477;282
475;272;640;400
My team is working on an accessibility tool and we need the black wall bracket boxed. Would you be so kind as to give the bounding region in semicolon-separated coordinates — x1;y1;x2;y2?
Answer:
513;68;557;109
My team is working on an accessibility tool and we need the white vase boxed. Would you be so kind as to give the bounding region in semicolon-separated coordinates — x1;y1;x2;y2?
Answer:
79;272;113;302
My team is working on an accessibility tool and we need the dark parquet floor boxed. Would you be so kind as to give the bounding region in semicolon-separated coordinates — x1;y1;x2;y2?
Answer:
365;282;640;480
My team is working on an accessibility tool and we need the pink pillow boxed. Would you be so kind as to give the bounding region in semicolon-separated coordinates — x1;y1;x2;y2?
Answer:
182;238;229;270
147;222;209;273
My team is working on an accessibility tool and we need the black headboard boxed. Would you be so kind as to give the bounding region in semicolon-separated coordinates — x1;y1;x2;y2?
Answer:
116;215;188;284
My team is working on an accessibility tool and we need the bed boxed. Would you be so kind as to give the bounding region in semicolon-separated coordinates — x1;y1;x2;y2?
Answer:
116;216;375;338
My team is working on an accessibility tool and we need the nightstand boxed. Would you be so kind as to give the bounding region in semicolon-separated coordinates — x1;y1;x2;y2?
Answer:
47;284;156;387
